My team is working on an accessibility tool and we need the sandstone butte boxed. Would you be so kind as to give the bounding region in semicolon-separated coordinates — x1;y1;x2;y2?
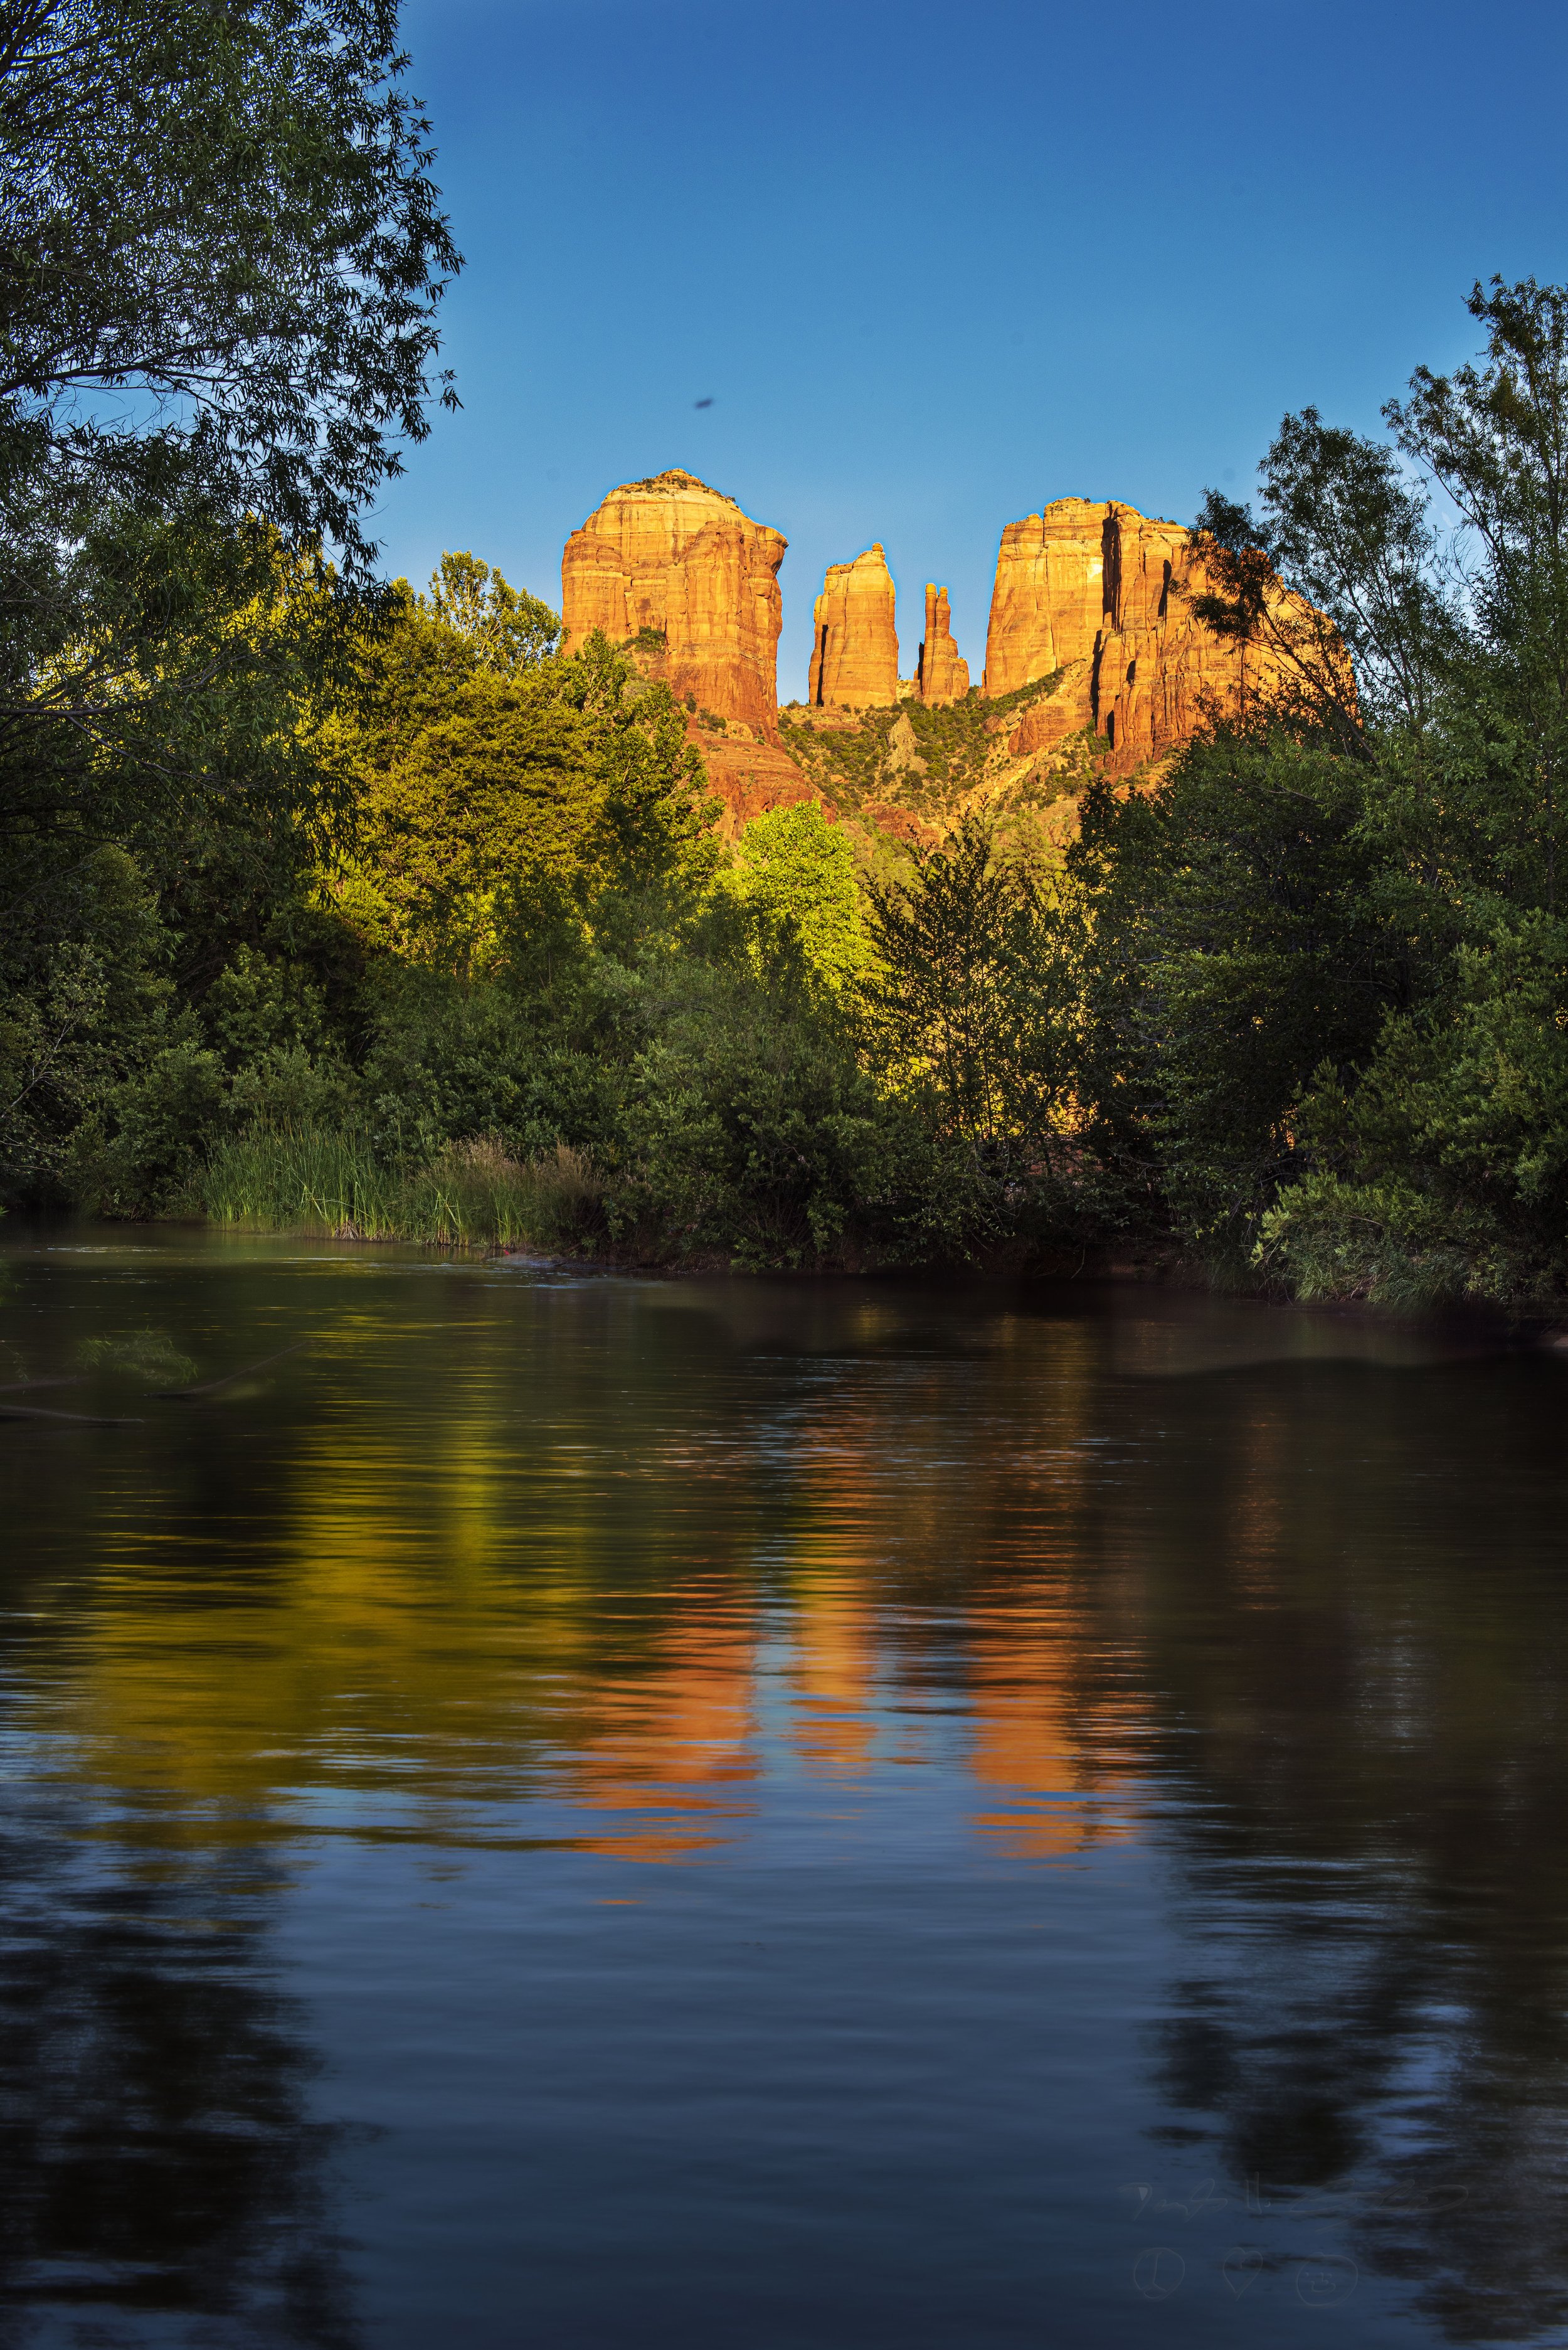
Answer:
560;470;787;736
807;545;899;709
985;496;1302;780
916;584;970;704
556;476;1311;820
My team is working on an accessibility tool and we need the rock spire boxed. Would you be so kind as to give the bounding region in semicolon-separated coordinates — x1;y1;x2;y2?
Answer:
808;545;899;709
916;584;969;704
560;469;785;733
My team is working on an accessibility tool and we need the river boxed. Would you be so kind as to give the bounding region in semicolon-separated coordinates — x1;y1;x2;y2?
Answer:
1;1228;1564;2346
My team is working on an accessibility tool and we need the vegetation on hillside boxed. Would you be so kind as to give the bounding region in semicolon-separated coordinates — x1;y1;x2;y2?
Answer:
778;669;1081;828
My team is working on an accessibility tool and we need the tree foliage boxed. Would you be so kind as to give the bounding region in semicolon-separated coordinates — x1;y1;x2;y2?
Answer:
0;0;459;562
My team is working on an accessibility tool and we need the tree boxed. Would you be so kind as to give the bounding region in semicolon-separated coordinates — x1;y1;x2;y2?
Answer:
426;553;562;674
864;819;1079;1166
332;600;723;982
0;0;460;565
1257;408;1453;742
1069;736;1401;1254
1388;277;1568;915
1091;280;1568;1295
0;0;462;912
0;0;460;1200
724;799;869;992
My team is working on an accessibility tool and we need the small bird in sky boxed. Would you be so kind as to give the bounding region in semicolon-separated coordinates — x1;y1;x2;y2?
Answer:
694;396;713;408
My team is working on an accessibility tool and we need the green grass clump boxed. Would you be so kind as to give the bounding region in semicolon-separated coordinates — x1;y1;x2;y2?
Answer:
201;1129;599;1251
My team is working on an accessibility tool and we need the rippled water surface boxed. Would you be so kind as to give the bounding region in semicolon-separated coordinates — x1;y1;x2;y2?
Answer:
2;1231;1566;2347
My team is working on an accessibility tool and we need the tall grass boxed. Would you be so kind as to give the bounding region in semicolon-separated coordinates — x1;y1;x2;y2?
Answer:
201;1129;600;1250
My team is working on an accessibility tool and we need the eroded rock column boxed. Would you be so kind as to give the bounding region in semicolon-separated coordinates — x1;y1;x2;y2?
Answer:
916;584;970;704
808;545;899;708
982;499;1115;696
991;498;1300;777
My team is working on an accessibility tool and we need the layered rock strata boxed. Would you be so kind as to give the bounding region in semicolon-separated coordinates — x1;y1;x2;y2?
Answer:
807;545;899;708
916;584;970;704
987;498;1296;779
561;469;785;733
556;474;1310;823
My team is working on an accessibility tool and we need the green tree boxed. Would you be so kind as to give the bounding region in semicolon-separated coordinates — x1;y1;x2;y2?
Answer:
0;0;459;1203
1069;279;1568;1299
0;0;459;565
724;799;869;992
426;553;562;673
1069;736;1401;1257
332;601;718;982
865;819;1081;1169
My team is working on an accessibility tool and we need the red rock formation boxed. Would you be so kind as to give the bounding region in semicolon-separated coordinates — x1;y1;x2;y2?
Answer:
684;721;818;832
916;584;970;704
988;499;1305;779
807;545;899;709
1005;671;1094;764
561;469;785;734
982;499;1111;695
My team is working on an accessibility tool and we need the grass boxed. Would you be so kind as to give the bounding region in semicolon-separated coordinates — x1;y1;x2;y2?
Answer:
201;1129;600;1252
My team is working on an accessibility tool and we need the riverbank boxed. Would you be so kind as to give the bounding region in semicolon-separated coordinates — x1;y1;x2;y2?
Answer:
17;1121;1551;1326
199;1129;603;1254
158;1130;1565;1335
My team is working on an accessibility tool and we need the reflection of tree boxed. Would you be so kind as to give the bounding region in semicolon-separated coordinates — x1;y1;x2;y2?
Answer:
0;1797;357;2346
1115;1361;1568;2344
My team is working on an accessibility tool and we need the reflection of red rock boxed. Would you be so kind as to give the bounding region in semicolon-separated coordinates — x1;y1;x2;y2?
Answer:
571;1613;760;1864
561;469;785;733
788;1585;877;1781
808;545;899;708
965;1609;1144;1859
984;497;1303;779
916;584;970;704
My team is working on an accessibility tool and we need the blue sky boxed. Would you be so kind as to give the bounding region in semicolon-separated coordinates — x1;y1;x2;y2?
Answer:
378;0;1568;699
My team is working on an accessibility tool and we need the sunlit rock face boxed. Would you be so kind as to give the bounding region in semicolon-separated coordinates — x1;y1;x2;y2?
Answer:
916;585;970;704
558;476;1314;817
982;498;1112;695
807;545;899;709
986;497;1295;777
561;469;786;733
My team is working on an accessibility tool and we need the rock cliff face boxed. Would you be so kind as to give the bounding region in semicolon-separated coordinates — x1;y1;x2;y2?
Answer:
916;584;970;704
560;469;785;734
987;498;1288;779
982;500;1111;695
684;723;818;833
807;545;899;708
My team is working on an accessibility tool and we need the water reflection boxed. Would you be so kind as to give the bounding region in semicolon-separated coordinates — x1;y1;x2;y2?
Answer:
0;1800;356;2344
1122;1356;1568;2344
1;1238;1565;2342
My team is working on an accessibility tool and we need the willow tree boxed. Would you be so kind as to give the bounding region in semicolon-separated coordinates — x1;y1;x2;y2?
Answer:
0;0;460;1191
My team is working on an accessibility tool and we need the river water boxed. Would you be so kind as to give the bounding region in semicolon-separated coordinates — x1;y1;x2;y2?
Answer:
1;1231;1565;2347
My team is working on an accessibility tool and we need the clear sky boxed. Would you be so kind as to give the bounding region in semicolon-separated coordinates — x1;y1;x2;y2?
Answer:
376;0;1568;701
